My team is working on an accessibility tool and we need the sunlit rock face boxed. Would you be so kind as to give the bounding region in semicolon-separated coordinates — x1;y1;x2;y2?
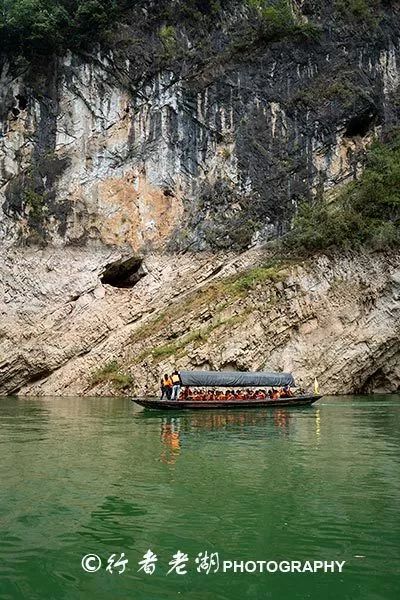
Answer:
0;1;400;395
0;57;184;252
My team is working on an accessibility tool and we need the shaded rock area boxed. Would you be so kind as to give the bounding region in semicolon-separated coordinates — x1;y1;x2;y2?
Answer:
101;257;147;288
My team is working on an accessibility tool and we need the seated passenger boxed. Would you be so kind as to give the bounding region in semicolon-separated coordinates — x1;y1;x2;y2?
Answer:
271;388;280;400
256;390;266;399
282;384;294;397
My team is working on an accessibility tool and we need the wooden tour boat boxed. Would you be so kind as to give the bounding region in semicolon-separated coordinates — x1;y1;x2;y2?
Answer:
132;370;322;411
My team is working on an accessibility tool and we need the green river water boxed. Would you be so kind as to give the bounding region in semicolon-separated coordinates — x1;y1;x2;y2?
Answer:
0;395;399;600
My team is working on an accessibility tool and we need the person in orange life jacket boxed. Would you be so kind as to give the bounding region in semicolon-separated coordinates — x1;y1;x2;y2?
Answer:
160;374;173;400
282;384;294;398
170;370;182;400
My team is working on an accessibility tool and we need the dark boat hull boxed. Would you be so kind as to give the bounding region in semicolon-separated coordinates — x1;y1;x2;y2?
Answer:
132;395;322;411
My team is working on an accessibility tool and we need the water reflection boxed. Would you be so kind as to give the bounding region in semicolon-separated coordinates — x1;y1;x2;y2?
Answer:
156;409;293;464
160;418;181;465
138;408;294;434
315;408;321;444
273;409;290;432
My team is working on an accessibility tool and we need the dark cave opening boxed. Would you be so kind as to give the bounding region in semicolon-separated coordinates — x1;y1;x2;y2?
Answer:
344;110;378;138
15;94;28;111
101;257;146;289
360;368;397;394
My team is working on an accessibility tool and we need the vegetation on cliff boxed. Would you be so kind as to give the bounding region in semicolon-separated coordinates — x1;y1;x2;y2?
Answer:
0;0;119;52
0;0;317;55
91;360;134;391
1;0;399;257
287;133;400;253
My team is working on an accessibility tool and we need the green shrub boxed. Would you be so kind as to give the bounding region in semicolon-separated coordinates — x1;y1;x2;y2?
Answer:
335;0;380;26
0;0;118;53
150;328;210;361
159;24;177;55
91;360;134;390
246;0;318;42
290;76;355;109
228;265;284;293
24;189;47;219
286;134;400;253
140;310;253;364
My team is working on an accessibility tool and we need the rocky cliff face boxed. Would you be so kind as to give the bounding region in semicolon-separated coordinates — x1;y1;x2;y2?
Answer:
0;1;399;395
5;249;398;397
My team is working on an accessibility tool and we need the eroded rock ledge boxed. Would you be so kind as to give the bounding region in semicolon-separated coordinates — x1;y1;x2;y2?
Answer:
1;247;398;397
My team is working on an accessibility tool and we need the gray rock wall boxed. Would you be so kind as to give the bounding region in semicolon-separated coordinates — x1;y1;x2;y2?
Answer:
1;3;400;252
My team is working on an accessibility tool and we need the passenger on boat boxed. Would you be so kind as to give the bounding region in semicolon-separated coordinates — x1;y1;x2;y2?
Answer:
271;388;280;400
281;385;294;398
160;373;173;400
255;389;266;399
170;370;182;401
181;387;192;400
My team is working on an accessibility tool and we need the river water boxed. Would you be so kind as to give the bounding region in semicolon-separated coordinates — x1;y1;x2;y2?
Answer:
0;395;399;600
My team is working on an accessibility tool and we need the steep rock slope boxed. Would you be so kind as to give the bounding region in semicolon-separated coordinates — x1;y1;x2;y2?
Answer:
1;249;399;396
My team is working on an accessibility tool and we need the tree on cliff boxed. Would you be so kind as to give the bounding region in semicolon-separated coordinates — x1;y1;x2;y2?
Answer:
0;0;119;52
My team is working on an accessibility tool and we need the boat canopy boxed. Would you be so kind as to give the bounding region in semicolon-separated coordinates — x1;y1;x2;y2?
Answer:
179;370;295;388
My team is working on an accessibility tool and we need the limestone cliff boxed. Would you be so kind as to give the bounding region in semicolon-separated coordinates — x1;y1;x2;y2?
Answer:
5;249;399;397
0;1;399;395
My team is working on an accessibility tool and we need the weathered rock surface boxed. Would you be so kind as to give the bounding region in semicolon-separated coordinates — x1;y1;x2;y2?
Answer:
1;249;399;396
2;2;400;251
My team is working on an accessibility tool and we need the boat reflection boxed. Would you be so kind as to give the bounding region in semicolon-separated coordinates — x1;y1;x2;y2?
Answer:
148;409;294;465
154;409;292;436
160;418;181;465
273;409;290;432
186;409;291;432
